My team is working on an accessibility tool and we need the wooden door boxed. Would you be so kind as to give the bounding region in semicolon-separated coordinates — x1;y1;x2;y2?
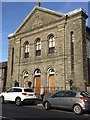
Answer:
49;75;55;92
35;76;41;92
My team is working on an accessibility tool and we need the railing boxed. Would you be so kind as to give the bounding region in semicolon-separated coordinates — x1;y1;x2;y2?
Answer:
32;87;62;94
2;86;90;94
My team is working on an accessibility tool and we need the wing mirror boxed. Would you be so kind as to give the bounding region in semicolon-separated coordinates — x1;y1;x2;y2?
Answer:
51;94;55;98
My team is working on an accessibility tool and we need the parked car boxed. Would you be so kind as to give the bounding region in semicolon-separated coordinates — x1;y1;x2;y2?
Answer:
0;87;37;106
43;90;90;115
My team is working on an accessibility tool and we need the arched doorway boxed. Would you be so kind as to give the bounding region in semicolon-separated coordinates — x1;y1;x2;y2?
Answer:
47;68;55;93
22;70;29;87
34;68;41;93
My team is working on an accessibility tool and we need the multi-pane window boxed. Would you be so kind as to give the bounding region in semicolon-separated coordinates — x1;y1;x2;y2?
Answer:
71;31;74;71
36;39;41;56
24;41;29;58
48;35;55;54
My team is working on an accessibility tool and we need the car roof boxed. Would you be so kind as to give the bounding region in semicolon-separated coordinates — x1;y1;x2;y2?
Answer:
57;90;81;93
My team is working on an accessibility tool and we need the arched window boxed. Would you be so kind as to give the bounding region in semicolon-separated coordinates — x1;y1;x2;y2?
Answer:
34;68;41;75
22;70;28;77
49;68;55;75
48;34;55;54
35;38;41;56
23;41;29;58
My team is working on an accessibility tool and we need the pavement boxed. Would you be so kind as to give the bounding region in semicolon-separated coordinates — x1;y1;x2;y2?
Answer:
37;103;43;106
34;98;43;106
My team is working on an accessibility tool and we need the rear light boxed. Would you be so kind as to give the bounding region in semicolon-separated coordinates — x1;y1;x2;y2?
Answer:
22;93;27;95
80;97;88;102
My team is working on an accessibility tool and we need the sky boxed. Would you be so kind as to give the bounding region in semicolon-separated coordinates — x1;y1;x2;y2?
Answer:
0;1;90;62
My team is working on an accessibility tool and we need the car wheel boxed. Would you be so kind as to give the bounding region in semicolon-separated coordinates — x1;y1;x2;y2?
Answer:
15;98;22;106
44;101;51;110
0;96;5;104
73;104;82;115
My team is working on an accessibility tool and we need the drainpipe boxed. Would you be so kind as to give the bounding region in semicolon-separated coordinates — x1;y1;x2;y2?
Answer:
18;38;21;86
64;15;68;90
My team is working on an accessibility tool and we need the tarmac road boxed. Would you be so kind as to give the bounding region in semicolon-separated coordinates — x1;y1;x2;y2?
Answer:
1;102;90;120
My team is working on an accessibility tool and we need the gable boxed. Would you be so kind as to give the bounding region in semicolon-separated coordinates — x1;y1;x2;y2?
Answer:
15;6;64;34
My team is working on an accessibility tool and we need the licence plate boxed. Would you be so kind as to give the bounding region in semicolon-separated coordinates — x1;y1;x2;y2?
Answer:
28;94;33;96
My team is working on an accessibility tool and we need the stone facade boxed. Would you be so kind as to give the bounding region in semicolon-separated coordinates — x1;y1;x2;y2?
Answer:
86;27;90;85
7;6;89;92
0;61;7;91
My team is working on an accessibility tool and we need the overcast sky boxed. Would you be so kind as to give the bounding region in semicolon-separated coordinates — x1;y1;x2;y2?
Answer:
1;1;90;62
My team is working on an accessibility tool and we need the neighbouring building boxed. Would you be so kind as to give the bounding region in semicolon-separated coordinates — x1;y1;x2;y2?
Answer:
7;4;90;93
86;27;90;90
0;61;7;91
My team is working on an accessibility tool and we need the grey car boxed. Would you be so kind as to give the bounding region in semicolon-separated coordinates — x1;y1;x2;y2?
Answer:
43;90;90;115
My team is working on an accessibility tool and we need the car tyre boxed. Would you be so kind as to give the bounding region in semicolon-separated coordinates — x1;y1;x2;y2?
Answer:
73;104;82;115
44;101;51;110
0;96;5;104
15;98;22;106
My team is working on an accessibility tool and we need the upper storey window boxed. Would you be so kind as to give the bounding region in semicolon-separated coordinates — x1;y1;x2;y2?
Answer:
48;34;55;54
36;38;41;56
24;41;29;58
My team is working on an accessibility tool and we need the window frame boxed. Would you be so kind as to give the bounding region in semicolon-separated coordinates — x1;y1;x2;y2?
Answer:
35;39;41;56
48;35;55;54
23;41;29;58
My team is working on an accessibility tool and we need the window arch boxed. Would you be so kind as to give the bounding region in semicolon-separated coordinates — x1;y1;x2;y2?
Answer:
34;68;41;75
35;38;41;56
48;34;55;54
48;68;55;75
23;41;29;58
22;70;28;77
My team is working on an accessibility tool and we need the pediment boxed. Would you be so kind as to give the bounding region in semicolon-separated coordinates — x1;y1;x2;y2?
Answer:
15;6;64;34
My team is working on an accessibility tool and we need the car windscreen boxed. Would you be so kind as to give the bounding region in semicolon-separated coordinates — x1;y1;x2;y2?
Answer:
80;91;90;98
24;89;34;92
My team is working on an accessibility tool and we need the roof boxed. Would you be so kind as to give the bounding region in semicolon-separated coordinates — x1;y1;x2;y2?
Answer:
0;61;7;69
66;8;87;16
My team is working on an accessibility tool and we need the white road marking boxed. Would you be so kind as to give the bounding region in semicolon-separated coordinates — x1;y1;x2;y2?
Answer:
0;115;16;120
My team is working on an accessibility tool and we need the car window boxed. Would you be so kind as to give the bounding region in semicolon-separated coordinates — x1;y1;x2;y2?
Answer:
54;91;65;97
64;91;76;97
24;89;34;92
13;88;22;92
7;88;14;93
80;91;90;98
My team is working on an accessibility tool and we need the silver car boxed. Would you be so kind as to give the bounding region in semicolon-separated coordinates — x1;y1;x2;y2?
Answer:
43;90;90;115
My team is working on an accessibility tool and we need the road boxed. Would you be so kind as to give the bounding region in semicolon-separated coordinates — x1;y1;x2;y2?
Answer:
1;102;90;120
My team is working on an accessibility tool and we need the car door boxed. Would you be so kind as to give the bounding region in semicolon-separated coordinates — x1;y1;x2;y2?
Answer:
4;88;14;101
62;91;76;109
9;88;22;101
50;91;65;108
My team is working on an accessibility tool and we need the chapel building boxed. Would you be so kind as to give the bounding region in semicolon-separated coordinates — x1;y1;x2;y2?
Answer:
7;4;90;92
